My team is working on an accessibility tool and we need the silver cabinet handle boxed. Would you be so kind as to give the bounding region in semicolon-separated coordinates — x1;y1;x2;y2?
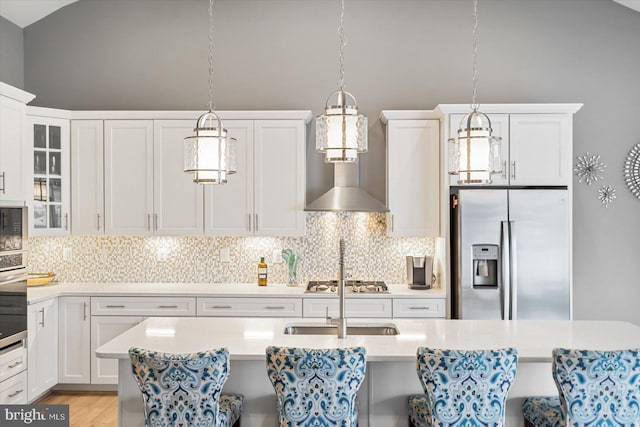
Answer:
65;213;69;230
147;214;152;231
408;306;431;310
501;221;511;321
83;302;88;321
211;305;232;309
105;305;125;308
154;214;158;231
157;305;178;309
255;214;258;232
248;214;252;231
501;160;507;179
8;389;23;398
265;306;285;310
8;361;23;369
97;213;101;231
390;214;394;232
39;308;45;327
511;161;517;180
0;172;5;194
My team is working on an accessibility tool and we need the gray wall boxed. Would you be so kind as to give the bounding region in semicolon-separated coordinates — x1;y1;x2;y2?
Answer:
23;0;640;324
0;16;24;89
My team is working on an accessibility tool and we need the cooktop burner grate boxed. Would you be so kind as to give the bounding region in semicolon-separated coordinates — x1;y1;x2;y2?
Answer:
306;280;389;293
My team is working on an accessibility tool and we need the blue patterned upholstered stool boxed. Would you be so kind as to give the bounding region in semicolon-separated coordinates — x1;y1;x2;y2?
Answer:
129;347;243;427
522;348;640;427
265;346;367;426
408;347;518;427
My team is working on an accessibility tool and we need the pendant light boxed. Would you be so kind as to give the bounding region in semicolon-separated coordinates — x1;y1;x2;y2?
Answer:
448;0;502;184
184;0;236;184
316;0;367;163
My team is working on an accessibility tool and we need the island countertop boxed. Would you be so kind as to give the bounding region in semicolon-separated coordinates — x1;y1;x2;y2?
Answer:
96;317;640;363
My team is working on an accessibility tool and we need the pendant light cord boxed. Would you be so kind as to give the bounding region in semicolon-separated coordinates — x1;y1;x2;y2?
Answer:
471;0;479;111
208;0;215;112
338;0;346;92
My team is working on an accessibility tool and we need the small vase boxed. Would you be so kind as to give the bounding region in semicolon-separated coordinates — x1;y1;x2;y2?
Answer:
287;264;299;287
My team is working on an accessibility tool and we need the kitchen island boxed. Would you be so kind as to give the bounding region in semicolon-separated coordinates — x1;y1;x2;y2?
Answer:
97;317;640;427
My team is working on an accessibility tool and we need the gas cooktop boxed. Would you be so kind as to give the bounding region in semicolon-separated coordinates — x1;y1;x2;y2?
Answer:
306;280;389;294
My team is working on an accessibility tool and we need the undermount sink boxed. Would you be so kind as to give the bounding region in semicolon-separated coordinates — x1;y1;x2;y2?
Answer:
283;323;399;336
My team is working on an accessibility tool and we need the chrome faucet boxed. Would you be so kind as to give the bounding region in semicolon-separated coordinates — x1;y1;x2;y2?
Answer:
337;238;347;338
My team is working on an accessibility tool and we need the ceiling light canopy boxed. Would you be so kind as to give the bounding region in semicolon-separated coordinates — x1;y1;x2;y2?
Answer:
448;0;502;184
315;0;367;164
183;0;236;184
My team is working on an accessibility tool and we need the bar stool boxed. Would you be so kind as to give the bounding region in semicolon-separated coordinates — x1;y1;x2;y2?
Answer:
129;347;243;427
265;346;366;426
523;348;640;427
408;347;518;427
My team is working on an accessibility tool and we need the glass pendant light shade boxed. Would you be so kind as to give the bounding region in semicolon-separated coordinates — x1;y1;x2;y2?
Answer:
448;110;502;184
316;90;367;163
184;111;236;184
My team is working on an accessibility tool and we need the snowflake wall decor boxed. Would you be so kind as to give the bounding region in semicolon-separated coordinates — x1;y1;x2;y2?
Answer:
623;143;640;200
574;152;606;185
597;185;616;208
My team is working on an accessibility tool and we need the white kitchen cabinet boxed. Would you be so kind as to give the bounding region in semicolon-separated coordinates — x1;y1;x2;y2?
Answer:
197;297;302;317
71;120;104;235
58;297;91;384
27;297;58;402
0;371;27;404
153;120;204;235
384;118;440;237
392;298;445;318
205;119;306;237
91;316;143;384
27;110;70;236
302;298;393;318
104;120;154;235
91;296;196;316
0;83;35;203
0;342;27;384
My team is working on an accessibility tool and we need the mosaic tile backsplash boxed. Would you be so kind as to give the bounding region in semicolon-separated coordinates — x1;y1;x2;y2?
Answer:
28;212;440;285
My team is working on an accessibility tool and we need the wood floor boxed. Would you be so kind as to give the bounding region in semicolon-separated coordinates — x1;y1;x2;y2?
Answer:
37;391;118;427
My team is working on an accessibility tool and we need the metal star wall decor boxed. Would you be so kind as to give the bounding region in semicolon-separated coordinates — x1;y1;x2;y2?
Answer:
574;152;606;185
598;184;616;208
623;143;640;200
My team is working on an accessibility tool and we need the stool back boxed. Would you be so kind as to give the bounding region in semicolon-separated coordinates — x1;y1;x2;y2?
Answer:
553;348;640;426
129;347;230;427
265;346;366;426
417;347;518;427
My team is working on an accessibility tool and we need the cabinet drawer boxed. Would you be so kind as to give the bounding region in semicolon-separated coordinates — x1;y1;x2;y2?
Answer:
0;342;27;383
197;297;302;317
393;299;445;318
92;297;196;316
303;298;392;318
0;370;27;404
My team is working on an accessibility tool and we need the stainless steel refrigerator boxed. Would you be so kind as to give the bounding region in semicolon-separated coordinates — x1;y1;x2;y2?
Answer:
450;188;571;320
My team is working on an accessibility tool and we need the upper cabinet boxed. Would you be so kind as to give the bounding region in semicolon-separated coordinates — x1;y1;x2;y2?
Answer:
205;119;306;237
0;83;35;204
441;105;581;187
26;108;71;236
382;113;440;237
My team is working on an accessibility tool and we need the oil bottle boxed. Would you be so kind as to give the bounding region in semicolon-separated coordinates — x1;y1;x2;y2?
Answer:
258;257;268;286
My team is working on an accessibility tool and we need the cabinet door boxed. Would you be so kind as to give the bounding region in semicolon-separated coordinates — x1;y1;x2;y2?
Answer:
387;119;440;237
104;120;154;235
448;114;510;187
71;120;104;235
204;120;254;236
154;121;204;235
58;297;91;384
28;116;70;236
27;298;58;401
254;120;305;236
0;96;28;202
91;316;143;384
302;298;392;318
509;114;571;185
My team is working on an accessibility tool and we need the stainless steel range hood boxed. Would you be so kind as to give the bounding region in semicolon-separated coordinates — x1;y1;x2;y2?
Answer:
305;163;389;212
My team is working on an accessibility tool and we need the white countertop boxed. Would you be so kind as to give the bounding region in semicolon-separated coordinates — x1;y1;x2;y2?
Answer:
96;317;640;363
27;282;446;304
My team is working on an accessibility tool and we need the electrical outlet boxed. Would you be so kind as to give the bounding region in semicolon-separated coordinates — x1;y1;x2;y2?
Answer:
63;247;72;262
272;249;283;264
220;247;231;263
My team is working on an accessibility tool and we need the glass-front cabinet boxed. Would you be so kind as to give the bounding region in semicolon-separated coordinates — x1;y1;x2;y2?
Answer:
27;111;70;236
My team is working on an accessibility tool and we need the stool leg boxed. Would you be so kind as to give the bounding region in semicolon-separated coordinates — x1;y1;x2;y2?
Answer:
232;419;240;427
524;420;535;427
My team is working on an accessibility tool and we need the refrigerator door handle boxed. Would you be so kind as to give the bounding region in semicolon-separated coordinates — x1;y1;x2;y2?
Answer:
509;221;518;320
501;221;511;321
